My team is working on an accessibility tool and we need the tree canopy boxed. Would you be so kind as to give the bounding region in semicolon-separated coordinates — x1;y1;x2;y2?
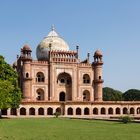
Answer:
103;87;140;101
0;55;21;116
122;89;140;101
103;87;123;101
0;80;14;109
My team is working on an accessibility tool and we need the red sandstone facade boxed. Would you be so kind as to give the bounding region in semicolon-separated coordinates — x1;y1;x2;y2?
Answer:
2;27;140;118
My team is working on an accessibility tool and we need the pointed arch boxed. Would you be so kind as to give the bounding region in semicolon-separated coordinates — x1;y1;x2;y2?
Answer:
108;108;113;114
130;107;134;114
101;107;106;115
36;72;45;82
93;108;98;115
84;107;89;115
83;90;90;101
59;92;65;101
36;88;44;101
67;107;73;115
29;107;35;115
76;108;81;115
83;74;90;84
57;72;72;86
56;107;61;114
26;73;29;78
137;107;140;114
10;108;17;115
116;108;120;114
38;108;44;115
123;107;128;114
1;109;7;115
47;107;53;115
57;72;72;101
20;108;26;115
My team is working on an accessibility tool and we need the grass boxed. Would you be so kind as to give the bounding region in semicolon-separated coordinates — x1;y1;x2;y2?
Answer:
0;118;140;140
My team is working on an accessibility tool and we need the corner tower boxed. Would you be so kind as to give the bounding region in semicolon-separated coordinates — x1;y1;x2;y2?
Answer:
20;44;32;100
93;50;104;102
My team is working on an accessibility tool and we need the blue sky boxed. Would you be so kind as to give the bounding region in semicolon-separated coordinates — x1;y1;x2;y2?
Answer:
0;0;140;92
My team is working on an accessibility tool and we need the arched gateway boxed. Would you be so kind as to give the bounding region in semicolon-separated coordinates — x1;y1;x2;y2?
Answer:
57;72;72;101
59;92;65;101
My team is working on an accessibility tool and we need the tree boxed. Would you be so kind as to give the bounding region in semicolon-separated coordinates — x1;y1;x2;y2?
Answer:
0;80;14;117
0;55;21;118
123;89;140;101
119;115;132;124
53;112;61;118
103;87;122;101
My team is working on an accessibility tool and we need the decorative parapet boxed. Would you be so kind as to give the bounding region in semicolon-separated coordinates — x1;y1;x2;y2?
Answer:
78;63;92;67
50;50;78;63
32;60;49;65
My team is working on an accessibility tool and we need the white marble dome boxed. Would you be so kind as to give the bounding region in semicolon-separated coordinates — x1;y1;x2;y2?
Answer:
36;27;69;60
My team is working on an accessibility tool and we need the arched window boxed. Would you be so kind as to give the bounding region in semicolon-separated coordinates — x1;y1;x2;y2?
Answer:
67;107;73;115
38;108;44;115
56;108;61;114
59;92;65;101
47;107;53;115
26;73;29;78
76;108;81;115
29;107;35;115
36;89;44;101
84;108;89;115
83;74;90;84
57;73;72;85
83;90;90;101
130;108;134;114
93;108;98;115
101;107;106;114
1;109;7;115
137;107;140;114
123;107;128;114
60;78;65;83
116;108;120;114
10;108;17;115
36;72;45;82
20;108;26;115
108;108;113;114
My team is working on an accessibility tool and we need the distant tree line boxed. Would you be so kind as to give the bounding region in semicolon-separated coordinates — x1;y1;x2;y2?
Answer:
103;87;140;101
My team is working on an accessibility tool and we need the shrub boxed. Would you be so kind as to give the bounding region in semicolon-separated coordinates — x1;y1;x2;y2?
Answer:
120;115;132;124
53;112;61;118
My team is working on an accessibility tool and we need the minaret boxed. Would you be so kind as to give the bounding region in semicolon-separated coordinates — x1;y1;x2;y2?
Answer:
93;49;104;102
20;44;32;100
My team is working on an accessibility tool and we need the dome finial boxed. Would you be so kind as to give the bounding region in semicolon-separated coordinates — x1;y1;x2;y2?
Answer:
51;25;55;31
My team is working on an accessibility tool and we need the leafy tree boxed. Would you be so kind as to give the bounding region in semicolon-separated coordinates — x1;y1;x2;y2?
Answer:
0;55;21;118
0;80;14;116
123;89;140;101
103;87;122;101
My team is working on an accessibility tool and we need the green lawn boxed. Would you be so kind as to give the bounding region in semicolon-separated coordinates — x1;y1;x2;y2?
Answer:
0;118;140;140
